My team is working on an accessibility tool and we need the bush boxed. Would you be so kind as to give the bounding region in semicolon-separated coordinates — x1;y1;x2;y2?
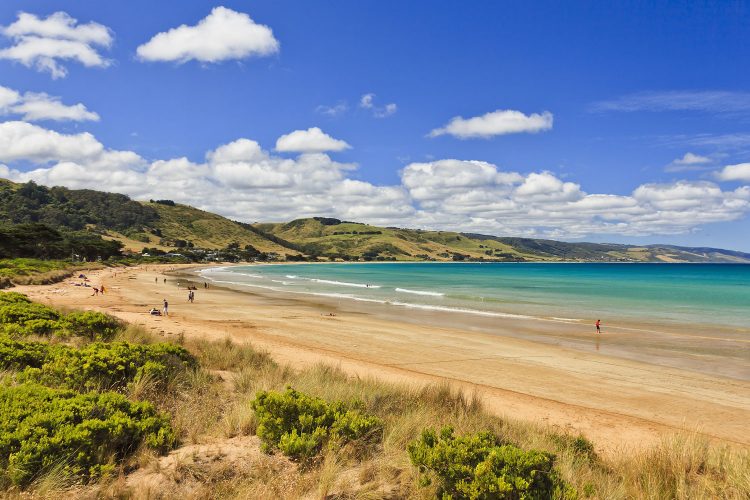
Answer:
251;387;382;460
0;337;197;391
0;384;175;486
60;311;122;341
0;293;124;340
0;292;32;305
408;426;572;499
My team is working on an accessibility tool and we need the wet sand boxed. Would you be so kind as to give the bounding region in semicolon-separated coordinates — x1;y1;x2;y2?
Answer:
16;264;750;454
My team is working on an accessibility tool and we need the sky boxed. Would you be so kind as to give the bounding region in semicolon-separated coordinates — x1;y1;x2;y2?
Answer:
1;1;750;251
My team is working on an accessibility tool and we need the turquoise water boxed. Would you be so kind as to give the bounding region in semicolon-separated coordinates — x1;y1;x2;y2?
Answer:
200;263;750;331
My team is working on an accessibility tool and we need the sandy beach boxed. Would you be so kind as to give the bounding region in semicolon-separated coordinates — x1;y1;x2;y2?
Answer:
16;263;750;454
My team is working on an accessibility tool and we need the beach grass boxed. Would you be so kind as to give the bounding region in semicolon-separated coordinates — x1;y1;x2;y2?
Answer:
1;295;748;498
119;332;750;499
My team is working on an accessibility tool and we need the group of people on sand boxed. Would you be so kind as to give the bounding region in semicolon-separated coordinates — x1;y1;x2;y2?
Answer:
149;298;169;316
146;275;209;317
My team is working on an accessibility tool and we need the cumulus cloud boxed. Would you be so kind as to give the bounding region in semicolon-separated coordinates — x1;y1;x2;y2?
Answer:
0;11;113;78
2;122;749;239
0;85;99;122
136;7;279;64
664;152;713;173
429;109;553;139
275;127;351;153
716;163;750;182
674;152;711;165
359;93;397;118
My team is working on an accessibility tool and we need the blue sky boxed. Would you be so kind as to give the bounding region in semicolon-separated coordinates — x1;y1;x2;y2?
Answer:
1;1;750;250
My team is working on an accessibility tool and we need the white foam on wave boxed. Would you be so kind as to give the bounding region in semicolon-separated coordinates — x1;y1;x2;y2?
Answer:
550;316;580;323
198;266;228;275
395;288;444;297
308;292;387;304
389;301;535;319
271;280;295;285
285;275;298;279
311;278;381;288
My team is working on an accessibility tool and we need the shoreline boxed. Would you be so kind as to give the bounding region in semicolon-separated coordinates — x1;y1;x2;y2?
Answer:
192;264;750;382
15;263;750;454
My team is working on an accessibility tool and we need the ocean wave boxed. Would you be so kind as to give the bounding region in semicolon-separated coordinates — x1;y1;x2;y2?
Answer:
308;292;387;304
550;316;580;323
389;301;535;319
395;288;444;297
311;278;381;288
285;275;298;279
271;280;295;285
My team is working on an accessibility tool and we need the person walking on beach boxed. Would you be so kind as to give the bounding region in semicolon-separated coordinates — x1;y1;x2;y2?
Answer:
163;299;169;316
595;319;601;334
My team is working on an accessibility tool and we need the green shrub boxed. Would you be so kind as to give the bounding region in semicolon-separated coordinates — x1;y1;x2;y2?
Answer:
0;292;32;304
60;311;122;341
251;387;382;460
408;426;572;499
0;293;124;340
0;384;175;486
0;336;52;371
0;301;60;325
0;337;197;391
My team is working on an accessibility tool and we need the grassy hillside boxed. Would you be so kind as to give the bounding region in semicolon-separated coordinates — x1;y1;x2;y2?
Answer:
0;179;293;255
257;217;750;263
3;179;749;262
137;202;291;254
255;218;535;261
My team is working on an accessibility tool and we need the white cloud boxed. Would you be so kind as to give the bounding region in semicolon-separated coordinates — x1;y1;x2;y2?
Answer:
674;152;711;165
359;93;397;118
591;90;750;114
316;102;348;116
275;127;351;153
716;163;750;182
0;86;99;122
360;94;374;108
2;122;749;239
0;11;113;78
0;86;20;109
136;7;279;64
664;152;713;173
429;109;553;139
0;121;140;168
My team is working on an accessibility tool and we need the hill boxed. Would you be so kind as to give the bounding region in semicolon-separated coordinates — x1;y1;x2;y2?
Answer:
2;179;749;262
0;180;292;255
257;217;750;263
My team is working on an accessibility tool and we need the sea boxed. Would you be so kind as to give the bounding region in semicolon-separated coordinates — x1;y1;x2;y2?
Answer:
199;262;750;332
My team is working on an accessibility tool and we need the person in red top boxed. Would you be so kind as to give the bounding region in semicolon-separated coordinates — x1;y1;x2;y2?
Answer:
595;319;601;334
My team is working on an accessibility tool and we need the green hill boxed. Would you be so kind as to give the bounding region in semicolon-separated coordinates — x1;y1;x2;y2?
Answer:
257;217;750;263
2;179;749;262
0;180;292;255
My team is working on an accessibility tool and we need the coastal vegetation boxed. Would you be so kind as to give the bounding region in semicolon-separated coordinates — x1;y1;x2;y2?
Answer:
0;290;747;498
